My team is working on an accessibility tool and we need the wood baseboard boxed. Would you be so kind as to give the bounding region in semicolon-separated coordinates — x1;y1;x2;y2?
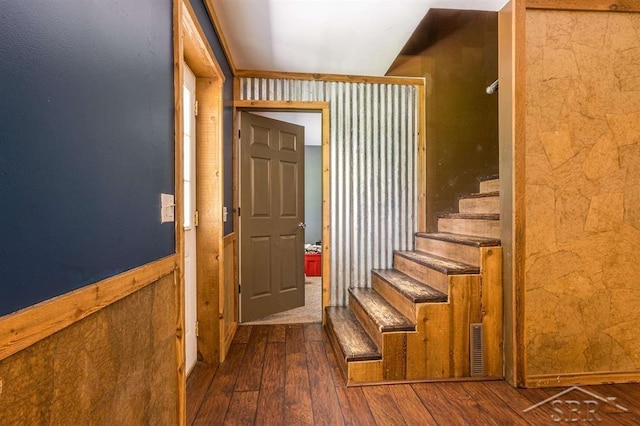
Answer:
527;371;640;388
0;255;178;361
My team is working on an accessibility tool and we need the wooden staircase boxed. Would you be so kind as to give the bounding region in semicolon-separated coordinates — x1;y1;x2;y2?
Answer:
325;176;503;385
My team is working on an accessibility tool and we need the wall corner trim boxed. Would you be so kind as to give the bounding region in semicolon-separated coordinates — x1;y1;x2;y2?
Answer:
0;255;178;362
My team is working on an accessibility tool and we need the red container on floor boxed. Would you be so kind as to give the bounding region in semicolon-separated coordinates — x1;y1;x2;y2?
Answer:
304;253;322;276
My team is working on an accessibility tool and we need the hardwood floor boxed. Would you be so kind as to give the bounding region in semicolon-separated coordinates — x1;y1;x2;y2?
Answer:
188;324;640;425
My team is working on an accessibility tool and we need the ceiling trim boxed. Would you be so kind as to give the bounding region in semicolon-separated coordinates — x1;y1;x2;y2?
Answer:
202;0;237;74
236;69;426;87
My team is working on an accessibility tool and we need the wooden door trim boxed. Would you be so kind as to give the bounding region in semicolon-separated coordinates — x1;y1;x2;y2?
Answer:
526;0;640;12
234;100;331;323
174;0;225;424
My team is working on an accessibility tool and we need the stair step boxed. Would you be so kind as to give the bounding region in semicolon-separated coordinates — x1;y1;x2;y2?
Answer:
479;176;500;193
437;213;500;239
326;306;381;362
394;251;480;275
349;288;415;333
372;269;447;304
416;232;501;247
459;191;500;214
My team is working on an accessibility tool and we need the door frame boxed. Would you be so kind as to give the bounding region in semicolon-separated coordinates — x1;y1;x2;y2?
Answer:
174;0;225;423
234;101;331;323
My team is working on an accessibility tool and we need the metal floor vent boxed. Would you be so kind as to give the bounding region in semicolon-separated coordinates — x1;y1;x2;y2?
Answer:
470;323;484;377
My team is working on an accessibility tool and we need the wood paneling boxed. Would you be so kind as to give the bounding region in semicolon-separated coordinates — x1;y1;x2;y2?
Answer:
0;274;178;424
220;233;238;362
0;255;177;362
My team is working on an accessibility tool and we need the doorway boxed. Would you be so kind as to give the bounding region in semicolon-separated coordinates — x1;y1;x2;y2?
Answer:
241;111;324;325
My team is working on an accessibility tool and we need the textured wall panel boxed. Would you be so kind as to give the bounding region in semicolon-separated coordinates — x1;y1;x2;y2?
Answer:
241;78;418;306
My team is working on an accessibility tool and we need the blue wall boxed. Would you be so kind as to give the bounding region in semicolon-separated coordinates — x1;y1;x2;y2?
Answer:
0;1;175;316
190;0;235;236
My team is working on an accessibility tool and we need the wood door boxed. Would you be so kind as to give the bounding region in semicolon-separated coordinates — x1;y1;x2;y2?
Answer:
240;112;305;322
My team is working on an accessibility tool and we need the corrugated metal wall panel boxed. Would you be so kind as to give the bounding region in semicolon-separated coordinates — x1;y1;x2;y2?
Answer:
240;78;418;306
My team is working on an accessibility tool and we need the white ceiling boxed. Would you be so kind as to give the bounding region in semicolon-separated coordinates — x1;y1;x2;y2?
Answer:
211;0;509;76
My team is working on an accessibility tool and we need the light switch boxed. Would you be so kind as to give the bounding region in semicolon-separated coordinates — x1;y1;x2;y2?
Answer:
223;206;228;223
161;193;175;223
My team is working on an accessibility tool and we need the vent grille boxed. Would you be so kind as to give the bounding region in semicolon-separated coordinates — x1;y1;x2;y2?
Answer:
470;323;484;377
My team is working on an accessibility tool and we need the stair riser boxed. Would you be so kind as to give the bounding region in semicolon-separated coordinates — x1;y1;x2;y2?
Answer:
459;196;500;214
479;179;500;193
325;315;349;377
393;255;449;294
437;218;500;239
371;274;416;321
415;236;481;267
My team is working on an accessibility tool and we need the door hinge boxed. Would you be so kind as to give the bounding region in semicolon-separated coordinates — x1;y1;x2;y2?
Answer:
194;100;199;117
238;129;241;139
194;210;199;227
237;207;240;217
238;284;241;294
195;321;199;337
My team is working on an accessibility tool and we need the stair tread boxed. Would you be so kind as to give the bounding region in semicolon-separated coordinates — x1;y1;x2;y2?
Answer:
438;213;500;220
349;288;415;332
416;232;501;247
326;306;381;361
372;269;447;303
395;251;480;275
459;191;499;200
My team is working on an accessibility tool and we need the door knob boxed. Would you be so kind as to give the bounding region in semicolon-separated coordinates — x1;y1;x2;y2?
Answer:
298;222;307;229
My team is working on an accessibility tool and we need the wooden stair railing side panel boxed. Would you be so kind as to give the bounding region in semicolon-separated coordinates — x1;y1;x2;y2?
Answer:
406;302;451;379
382;333;408;380
449;275;482;377
480;246;503;378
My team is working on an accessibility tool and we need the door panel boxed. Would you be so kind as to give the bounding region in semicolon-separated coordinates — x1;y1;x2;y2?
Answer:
240;112;305;322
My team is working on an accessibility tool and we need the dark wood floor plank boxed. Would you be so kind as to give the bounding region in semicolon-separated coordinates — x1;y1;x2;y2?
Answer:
233;325;253;344
362;385;408;426
235;325;269;392
193;343;247;426
433;382;501;426
186;362;218;425
411;383;470;426
305;341;345;425
483;381;563;425
304;322;324;342
255;343;286;426
335;387;376;426
224;391;259;426
285;325;314;425
389;384;438;425
268;324;286;343
461;381;531;425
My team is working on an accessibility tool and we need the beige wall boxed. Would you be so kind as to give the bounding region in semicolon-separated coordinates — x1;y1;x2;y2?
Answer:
0;275;177;424
524;9;640;378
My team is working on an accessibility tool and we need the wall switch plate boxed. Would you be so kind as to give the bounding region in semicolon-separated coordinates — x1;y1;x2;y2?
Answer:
223;206;228;223
161;193;175;223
